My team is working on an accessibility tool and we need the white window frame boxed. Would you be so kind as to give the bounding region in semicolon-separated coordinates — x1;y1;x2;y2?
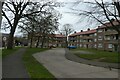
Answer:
98;43;103;48
108;44;112;48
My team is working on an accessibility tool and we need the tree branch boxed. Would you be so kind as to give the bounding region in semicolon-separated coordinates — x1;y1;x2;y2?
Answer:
5;3;15;14
2;10;13;28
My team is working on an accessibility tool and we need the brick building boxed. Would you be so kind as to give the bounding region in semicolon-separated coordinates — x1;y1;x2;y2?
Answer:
96;21;120;52
68;21;120;52
48;34;66;47
69;29;97;49
28;33;66;48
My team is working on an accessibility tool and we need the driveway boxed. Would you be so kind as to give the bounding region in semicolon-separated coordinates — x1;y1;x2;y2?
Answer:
33;48;118;78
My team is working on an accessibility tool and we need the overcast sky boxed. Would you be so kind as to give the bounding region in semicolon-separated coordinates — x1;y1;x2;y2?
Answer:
55;0;98;33
55;0;112;33
1;0;112;36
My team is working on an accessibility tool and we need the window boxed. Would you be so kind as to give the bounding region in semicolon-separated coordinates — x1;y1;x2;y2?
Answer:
113;36;116;40
89;34;93;36
83;40;87;42
94;33;97;36
80;35;82;37
84;44;86;48
80;39;82;42
94;44;97;48
77;44;79;47
105;36;110;40
98;36;103;40
98;43;103;48
98;29;103;32
94;39;97;42
89;40;92;42
80;44;82;47
108;44;112;48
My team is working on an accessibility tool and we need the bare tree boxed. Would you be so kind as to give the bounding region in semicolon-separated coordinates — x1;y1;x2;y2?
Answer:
19;6;60;48
0;1;2;28
60;24;74;47
2;0;60;49
61;24;74;36
69;0;120;52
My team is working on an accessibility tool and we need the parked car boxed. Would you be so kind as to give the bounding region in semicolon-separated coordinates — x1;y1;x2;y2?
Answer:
67;46;77;49
49;45;56;48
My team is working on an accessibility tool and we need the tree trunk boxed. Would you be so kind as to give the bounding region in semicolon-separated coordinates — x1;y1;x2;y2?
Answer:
7;27;16;49
7;15;19;49
41;38;44;48
30;37;33;48
65;36;68;48
41;36;46;48
36;36;40;48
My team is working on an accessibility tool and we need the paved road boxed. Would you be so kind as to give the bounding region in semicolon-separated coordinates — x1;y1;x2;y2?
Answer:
33;48;118;78
2;48;29;78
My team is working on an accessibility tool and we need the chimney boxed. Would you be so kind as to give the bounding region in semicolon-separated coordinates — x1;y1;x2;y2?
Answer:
88;28;90;31
74;31;76;33
60;33;62;35
81;30;83;32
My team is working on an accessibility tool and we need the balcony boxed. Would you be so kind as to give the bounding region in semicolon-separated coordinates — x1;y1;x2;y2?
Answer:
104;31;118;35
80;36;94;39
104;40;118;44
69;38;77;40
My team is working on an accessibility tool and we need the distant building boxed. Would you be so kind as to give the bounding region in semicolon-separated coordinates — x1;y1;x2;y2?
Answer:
28;33;67;48
69;29;97;49
96;21;120;52
68;21;120;52
48;34;66;47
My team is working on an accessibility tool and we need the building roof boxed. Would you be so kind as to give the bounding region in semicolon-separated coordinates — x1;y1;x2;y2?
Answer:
48;34;66;38
97;20;120;29
69;20;120;37
54;34;66;38
69;29;96;37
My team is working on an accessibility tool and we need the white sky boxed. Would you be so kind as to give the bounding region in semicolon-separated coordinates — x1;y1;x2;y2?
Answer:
55;0;98;33
55;0;113;34
1;0;112;36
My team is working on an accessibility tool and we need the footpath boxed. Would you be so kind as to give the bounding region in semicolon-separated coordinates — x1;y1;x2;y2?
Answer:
2;48;29;78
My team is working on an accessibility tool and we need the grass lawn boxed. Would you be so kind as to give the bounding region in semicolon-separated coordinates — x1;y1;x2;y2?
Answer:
71;48;119;63
23;48;56;79
0;49;2;58
2;47;22;58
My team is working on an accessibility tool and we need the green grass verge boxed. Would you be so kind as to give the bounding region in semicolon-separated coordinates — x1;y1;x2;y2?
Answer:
23;48;56;79
71;48;119;63
0;49;2;58
2;47;22;58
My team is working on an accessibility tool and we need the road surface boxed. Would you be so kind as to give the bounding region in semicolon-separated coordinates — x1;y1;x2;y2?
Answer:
33;48;118;78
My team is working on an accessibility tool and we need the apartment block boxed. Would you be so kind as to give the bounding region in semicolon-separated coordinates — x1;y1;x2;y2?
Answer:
96;21;120;52
68;21;120;52
28;33;66;48
48;34;66;47
69;28;97;49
